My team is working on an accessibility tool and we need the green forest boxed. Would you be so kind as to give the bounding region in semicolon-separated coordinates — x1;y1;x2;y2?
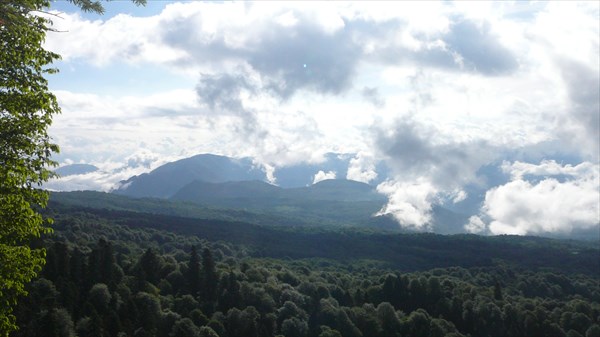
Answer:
10;197;600;337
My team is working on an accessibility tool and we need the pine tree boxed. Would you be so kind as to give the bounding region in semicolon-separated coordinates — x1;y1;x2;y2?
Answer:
186;245;201;297
202;248;218;304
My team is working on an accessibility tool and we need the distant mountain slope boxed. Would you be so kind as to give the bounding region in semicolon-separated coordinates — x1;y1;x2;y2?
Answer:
170;179;427;230
49;190;318;227
172;179;385;204
287;179;387;202
115;154;266;198
273;153;392;188
114;152;391;199
54;163;98;176
273;153;352;187
171;180;283;209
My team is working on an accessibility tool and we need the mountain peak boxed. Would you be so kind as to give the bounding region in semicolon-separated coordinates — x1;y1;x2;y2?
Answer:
115;154;266;198
55;164;99;177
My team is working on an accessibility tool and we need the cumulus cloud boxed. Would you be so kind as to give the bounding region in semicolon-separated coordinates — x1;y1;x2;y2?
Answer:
44;11;184;66
46;3;522;105
125;150;161;169
464;215;486;234
375;118;495;187
346;153;378;184
313;170;336;184
376;179;438;230
194;70;266;141
555;59;600;160
364;15;519;76
152;3;363;100
196;72;257;113
450;189;468;203
371;117;500;230
503;160;597;180
478;161;600;235
244;20;360;100
443;19;519;75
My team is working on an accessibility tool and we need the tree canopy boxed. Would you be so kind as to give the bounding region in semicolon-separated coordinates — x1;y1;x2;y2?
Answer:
10;205;600;337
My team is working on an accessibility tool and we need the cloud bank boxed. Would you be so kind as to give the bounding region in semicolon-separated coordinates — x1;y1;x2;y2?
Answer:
471;161;600;235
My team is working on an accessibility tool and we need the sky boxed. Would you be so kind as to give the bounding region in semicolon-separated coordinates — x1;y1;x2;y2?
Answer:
42;1;599;236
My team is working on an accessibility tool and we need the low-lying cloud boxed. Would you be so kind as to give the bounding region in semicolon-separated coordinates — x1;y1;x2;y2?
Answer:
376;180;438;230
468;160;600;235
372;118;496;228
313;170;336;184
346;153;378;184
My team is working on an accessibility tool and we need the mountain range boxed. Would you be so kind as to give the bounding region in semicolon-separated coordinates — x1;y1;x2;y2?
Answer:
113;153;391;197
101;153;467;233
51;153;599;239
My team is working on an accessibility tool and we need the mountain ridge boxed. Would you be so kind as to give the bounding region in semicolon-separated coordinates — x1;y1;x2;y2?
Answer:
171;179;386;204
114;153;390;198
115;153;265;198
54;163;99;176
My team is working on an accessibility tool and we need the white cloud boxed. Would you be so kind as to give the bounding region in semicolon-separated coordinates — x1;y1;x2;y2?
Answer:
370;116;497;230
261;163;277;185
503;160;597;180
46;148;173;192
45;164;151;192
313;170;336;184
375;179;438;230
481;161;599;235
530;2;599;67
451;190;468;204
346;153;378;183
44;12;185;66
464;215;486;234
125;150;162;169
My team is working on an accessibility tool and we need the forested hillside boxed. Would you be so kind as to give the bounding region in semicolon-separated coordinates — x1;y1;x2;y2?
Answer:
50;190;472;235
12;201;600;337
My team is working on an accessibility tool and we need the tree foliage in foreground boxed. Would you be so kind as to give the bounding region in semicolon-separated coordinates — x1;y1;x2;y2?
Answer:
0;1;144;335
0;1;60;333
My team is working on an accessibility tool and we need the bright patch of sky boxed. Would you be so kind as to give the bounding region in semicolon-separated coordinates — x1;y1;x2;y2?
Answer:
43;1;599;235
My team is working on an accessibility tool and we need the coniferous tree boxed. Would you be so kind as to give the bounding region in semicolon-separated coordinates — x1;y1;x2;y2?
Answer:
218;271;242;312
201;248;218;304
187;246;201;297
88;239;116;287
137;248;161;286
494;280;504;301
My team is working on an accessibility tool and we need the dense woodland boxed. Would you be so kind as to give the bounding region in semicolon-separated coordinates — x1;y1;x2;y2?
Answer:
11;198;600;337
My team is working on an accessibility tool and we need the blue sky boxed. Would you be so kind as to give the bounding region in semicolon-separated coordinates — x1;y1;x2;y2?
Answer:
51;1;165;19
42;1;599;235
